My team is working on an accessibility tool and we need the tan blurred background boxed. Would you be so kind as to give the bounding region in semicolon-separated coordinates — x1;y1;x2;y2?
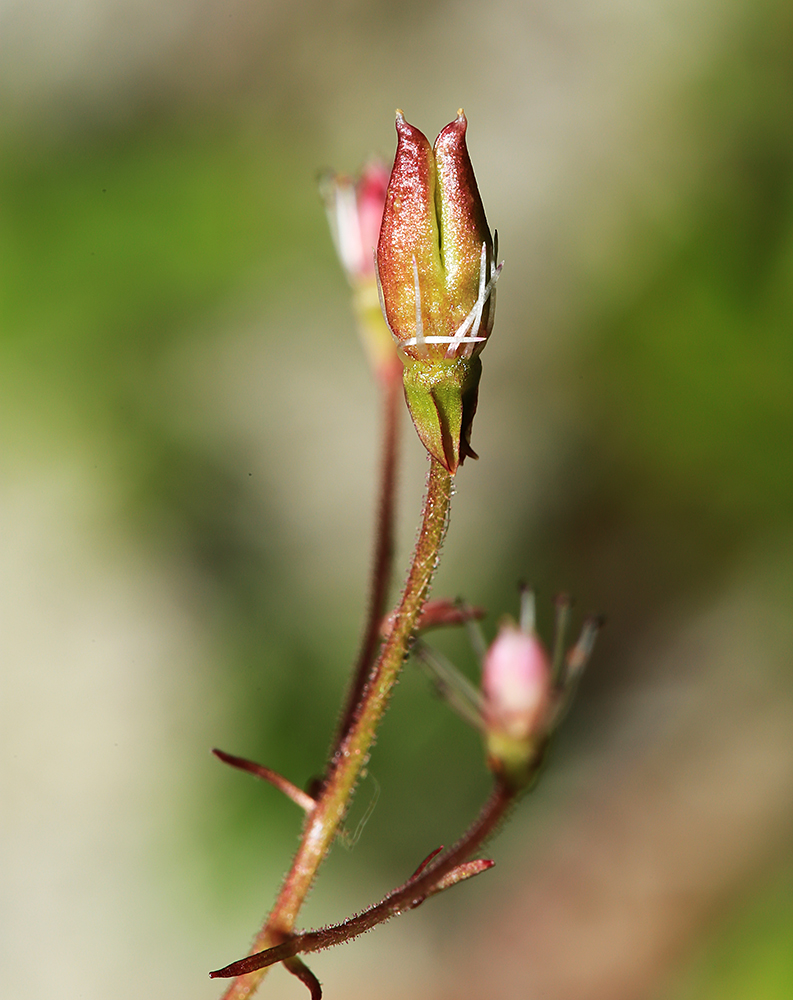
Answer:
2;0;793;998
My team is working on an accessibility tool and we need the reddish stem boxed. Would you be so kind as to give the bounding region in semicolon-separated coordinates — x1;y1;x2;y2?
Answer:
283;958;322;1000
213;458;452;1000
332;369;401;756
210;779;515;978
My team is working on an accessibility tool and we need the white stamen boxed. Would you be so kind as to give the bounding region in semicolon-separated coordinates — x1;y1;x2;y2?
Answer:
444;244;504;359
451;242;488;359
401;336;486;346
446;245;487;351
383;244;505;353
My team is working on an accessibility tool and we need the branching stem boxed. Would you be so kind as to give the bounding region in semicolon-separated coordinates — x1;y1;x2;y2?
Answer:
211;778;516;979
214;457;452;1000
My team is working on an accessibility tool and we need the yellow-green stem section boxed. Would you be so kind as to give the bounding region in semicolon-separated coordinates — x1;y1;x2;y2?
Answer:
217;458;452;1000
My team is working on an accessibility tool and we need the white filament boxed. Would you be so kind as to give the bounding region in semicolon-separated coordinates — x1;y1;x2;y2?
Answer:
400;242;503;355
446;242;488;357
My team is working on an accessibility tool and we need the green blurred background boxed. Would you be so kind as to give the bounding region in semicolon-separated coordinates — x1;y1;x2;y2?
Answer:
2;1;792;998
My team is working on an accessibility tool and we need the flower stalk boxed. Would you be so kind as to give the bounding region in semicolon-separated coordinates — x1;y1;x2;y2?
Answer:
214;458;452;1000
321;158;403;757
331;366;402;756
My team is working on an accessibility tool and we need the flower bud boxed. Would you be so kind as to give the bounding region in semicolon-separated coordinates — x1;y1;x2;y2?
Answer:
376;111;501;473
482;622;552;789
321;160;401;384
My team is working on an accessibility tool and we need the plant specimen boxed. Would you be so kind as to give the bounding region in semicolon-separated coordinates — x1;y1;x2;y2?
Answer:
208;110;600;1000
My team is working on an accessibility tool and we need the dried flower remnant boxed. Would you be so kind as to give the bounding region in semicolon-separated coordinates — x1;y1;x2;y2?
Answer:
321;160;400;383
376;110;502;473
323;159;388;284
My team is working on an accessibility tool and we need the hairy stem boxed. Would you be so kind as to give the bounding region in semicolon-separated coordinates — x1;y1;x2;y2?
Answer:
332;369;402;756
215;457;452;1000
211;778;516;979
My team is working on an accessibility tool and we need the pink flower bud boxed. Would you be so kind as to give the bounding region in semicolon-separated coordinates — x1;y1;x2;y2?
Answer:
482;623;552;788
